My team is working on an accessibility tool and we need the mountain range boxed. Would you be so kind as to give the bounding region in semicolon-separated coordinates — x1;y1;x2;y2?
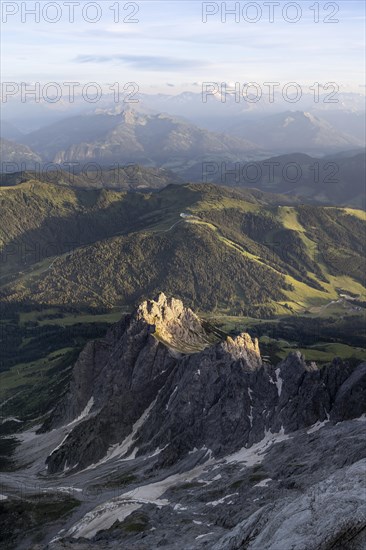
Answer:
196;151;366;209
45;293;366;475
0;137;42;168
1;146;365;210
17;109;258;166
0;164;183;191
2;89;365;135
1;294;365;548
1;106;365;174
228;110;364;154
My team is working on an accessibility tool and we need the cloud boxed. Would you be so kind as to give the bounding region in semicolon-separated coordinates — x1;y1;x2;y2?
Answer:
73;54;208;71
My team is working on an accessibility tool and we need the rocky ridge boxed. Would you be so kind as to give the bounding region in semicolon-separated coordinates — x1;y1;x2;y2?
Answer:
45;294;366;477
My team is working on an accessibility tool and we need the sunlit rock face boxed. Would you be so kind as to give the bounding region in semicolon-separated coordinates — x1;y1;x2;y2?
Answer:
221;333;261;367
136;293;216;353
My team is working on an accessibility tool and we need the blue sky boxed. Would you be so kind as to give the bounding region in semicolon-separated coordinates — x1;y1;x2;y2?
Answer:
1;1;365;94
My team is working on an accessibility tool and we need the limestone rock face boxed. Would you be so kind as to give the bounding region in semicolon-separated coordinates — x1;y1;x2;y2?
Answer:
221;333;261;366
330;362;366;422
44;294;366;474
212;458;366;550
136;293;215;353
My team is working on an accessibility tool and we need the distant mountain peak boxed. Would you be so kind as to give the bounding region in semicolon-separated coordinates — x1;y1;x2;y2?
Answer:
118;108;143;125
231;109;363;153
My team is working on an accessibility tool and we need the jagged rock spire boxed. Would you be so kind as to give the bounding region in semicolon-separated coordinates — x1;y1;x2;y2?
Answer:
136;293;222;354
221;333;261;367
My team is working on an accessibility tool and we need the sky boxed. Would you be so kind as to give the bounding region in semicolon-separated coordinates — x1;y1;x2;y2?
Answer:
0;0;365;95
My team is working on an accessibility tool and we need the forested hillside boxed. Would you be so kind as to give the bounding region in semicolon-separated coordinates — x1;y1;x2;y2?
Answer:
1;181;364;317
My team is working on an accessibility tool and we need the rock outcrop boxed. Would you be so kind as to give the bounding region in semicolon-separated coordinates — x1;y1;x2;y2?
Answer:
136;293;222;353
212;458;366;550
45;294;365;474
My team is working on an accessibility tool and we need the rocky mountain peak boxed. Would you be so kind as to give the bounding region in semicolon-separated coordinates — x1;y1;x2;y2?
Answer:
136;292;220;354
119;108;142;125
221;333;261;367
137;292;195;325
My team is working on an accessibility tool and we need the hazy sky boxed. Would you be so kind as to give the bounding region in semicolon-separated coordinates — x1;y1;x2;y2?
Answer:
1;0;365;94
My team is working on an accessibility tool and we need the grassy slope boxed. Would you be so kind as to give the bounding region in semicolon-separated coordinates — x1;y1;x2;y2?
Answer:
0;180;194;277
0;347;75;423
1;182;365;316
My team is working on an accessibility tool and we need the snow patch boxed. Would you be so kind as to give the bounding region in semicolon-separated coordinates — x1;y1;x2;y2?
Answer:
66;397;94;427
80;399;157;471
224;428;290;467
174;503;188;511
165;386;178;410
307;420;329;434
206;493;238;507
49;433;70;456
16;427;42;443
195;532;215;540
275;368;283;396
68;459;214;539
196;479;212;486
0;417;23;425
248;387;253;427
254;478;272;487
144;444;169;459
188;446;212;459
55;487;82;495
68;501;142;539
